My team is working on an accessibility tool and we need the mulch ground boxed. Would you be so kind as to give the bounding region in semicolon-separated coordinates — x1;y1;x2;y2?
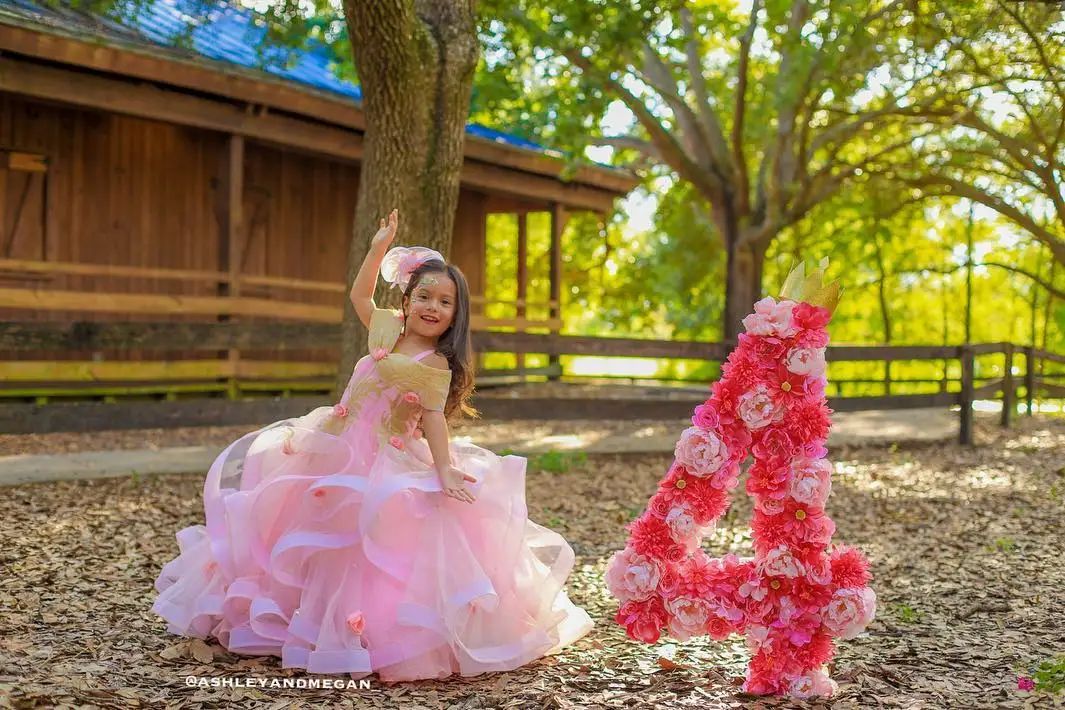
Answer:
0;416;1063;709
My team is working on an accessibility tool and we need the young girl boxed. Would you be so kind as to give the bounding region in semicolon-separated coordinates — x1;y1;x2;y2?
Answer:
153;210;593;680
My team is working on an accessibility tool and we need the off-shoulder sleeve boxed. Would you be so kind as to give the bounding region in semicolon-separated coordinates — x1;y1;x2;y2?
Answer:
368;307;404;352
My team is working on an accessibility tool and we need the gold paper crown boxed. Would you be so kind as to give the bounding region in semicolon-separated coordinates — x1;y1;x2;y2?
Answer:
778;257;842;314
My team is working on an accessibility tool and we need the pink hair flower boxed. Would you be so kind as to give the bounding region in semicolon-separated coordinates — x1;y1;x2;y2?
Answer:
371;348;389;362
403;392;421;405
346;611;365;635
389;436;404;450
333;403;349;417
381;246;445;289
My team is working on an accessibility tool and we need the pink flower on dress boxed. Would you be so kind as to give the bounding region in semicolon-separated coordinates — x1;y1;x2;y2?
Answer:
371;348;389;361
403;392;421;405
665;596;711;641
674;426;729;477
742;297;798;337
789;458;833;507
333;403;349;417
388;436;404;450
738;385;783;430
605;547;661;602
822;587;876;639
788;669;838;699
785;347;827;378
346;611;365;635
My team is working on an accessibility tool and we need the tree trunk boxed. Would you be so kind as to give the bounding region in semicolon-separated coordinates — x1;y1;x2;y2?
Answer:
724;232;769;342
336;0;478;394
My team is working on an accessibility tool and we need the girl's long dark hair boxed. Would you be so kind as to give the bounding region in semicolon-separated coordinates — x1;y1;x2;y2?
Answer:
402;259;477;420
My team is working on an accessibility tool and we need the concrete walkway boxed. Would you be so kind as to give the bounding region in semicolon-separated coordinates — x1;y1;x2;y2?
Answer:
0;408;958;486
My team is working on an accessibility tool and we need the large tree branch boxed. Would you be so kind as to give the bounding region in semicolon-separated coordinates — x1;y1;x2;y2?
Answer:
863;261;1065;301
724;0;762;215
769;0;811;198
903;174;1065;265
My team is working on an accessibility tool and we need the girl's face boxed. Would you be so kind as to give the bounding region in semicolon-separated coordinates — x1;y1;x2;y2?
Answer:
404;272;457;339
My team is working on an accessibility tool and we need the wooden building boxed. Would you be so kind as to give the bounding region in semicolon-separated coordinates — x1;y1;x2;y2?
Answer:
0;0;637;401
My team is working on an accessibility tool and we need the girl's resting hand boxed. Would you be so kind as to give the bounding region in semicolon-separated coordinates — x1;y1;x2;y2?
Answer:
439;465;476;504
372;209;399;249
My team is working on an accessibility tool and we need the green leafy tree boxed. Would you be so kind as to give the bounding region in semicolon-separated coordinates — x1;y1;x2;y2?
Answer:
476;0;957;339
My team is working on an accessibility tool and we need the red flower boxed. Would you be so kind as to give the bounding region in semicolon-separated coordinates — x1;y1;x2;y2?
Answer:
752;428;799;467
830;546;872;589
752;508;794;552
745;648;797;695
746;460;790;498
783;400;832;445
684;478;731;524
790;575;833;614
793;303;831;330
792;632;836;672
795;328;830;349
628;513;685;562
739;332;789;364
648;492;673;519
706;615;735;641
767;365;808;407
616;596;668;644
657;563;683;599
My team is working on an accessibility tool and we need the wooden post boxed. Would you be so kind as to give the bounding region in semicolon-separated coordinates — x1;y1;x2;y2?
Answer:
1024;345;1036;416
959;345;974;445
1000;344;1014;428
884;359;892;396
516;211;528;377
547;202;564;380
219;135;245;399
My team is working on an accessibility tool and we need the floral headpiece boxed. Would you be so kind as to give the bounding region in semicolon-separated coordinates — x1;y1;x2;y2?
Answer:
380;246;445;290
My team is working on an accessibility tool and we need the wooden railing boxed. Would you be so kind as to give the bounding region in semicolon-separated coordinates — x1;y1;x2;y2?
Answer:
1;317;1062;437
0;258;561;399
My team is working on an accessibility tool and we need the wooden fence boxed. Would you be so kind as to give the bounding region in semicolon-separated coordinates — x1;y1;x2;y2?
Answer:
1;317;1063;440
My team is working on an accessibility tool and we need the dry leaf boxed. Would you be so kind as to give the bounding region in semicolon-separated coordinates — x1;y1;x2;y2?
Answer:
189;639;214;664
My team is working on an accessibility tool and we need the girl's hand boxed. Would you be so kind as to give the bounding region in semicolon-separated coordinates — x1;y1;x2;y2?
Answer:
439;465;476;504
372;209;399;249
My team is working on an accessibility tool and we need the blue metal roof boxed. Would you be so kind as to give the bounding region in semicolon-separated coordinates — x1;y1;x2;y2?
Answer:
0;0;552;155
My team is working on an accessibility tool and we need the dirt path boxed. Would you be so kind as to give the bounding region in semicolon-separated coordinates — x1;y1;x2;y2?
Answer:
0;417;1062;709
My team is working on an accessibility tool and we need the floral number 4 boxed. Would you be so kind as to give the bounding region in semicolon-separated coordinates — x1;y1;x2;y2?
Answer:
606;262;876;699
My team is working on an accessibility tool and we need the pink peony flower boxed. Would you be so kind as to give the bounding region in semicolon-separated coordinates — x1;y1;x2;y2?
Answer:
691;403;720;432
371;348;389;361
1018;676;1035;692
759;546;805;578
822;587;876;639
388;436;404;450
756;496;786;515
346;611;365;634
789;458;833;507
752;428;799;465
332;403;349;417
665;596;711;641
743;298;799;337
665;503;709;551
674;426;729;477
616;597;668;644
738;384;784;430
605;547;661;603
657;563;683;599
788;669;838;699
403;391;421;405
785;347;827;378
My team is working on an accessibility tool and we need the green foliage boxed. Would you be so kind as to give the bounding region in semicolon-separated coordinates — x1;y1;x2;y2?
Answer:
1033;655;1065;694
528;450;587;474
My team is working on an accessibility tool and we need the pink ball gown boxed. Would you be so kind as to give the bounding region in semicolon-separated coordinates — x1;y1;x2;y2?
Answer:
152;307;593;680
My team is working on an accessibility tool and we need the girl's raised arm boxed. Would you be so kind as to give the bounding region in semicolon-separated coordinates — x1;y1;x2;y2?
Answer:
350;209;399;327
